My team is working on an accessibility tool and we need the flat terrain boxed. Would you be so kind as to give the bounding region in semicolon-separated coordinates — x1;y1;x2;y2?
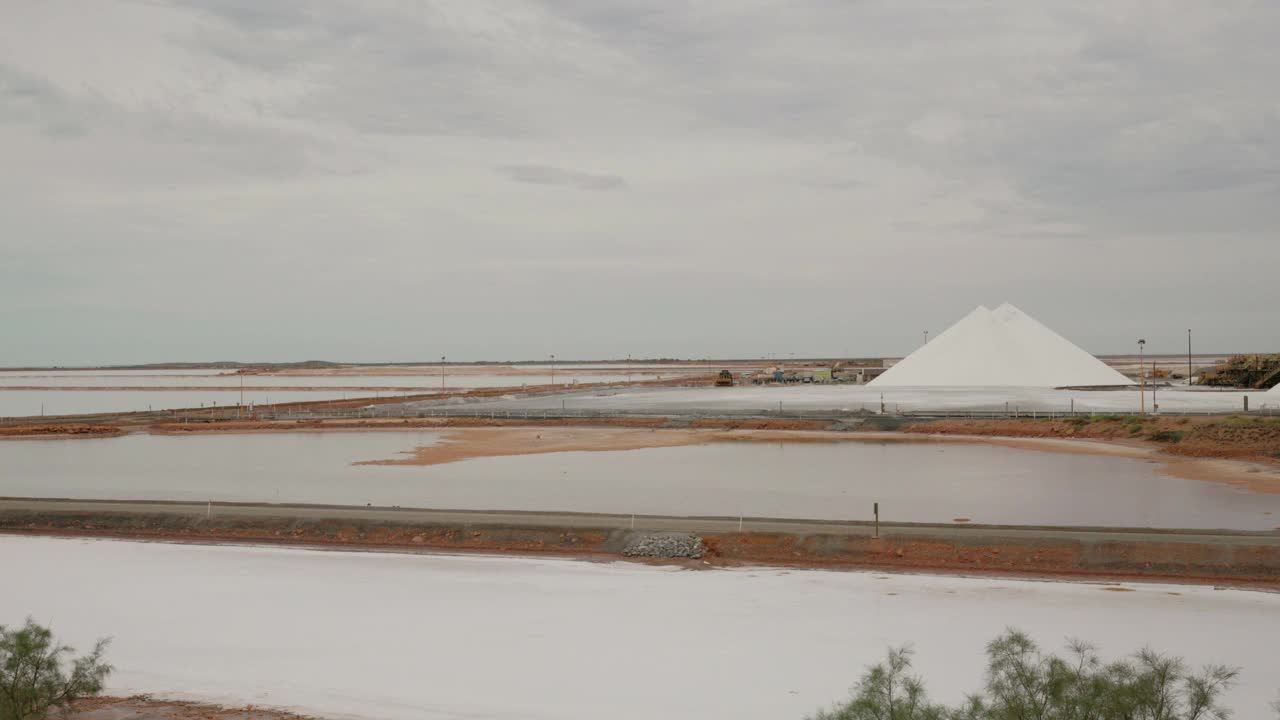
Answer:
6;537;1277;720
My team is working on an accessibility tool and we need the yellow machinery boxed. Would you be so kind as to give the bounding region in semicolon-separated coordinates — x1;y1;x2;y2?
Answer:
715;369;734;387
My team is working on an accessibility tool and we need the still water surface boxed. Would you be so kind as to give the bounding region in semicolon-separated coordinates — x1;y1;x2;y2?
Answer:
2;432;1276;529
0;369;664;417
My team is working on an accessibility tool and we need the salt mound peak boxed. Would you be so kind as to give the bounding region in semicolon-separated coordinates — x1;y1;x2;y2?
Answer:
869;303;1133;388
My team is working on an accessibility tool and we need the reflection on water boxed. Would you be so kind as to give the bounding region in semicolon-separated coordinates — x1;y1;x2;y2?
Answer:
0;369;666;417
2;431;1277;530
0;390;358;418
0;371;664;389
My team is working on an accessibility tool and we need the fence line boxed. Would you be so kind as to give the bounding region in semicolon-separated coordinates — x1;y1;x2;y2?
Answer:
4;403;1278;426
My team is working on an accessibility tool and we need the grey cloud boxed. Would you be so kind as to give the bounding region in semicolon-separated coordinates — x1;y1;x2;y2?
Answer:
2;1;1279;364
167;0;318;32
499;164;627;190
800;178;868;191
0;65;91;138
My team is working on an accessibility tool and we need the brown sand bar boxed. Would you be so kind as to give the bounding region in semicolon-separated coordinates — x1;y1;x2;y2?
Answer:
356;426;711;466
352;426;986;466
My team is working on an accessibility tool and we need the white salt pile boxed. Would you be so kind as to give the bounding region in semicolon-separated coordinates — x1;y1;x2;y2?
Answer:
869;303;1133;388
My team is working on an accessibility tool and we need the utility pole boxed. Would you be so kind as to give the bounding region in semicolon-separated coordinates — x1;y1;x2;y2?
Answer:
441;356;446;392
550;354;556;386
1138;339;1146;415
1187;329;1193;387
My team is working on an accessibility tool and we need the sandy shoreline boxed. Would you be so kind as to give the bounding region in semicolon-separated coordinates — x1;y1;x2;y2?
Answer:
349;425;1280;495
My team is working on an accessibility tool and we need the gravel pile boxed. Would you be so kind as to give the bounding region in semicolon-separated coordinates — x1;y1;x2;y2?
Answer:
622;533;706;559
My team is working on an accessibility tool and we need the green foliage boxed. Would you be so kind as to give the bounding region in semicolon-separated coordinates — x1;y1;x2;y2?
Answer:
1216;416;1280;428
1148;430;1186;443
0;619;111;720
810;629;1244;720
811;646;947;720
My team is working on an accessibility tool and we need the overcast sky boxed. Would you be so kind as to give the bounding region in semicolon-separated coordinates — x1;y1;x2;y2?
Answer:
2;1;1277;365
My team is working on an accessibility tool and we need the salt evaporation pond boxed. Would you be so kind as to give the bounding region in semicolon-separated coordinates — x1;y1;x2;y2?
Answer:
0;367;672;418
0;389;359;418
3;432;1277;529
0;369;665;389
2;537;1276;720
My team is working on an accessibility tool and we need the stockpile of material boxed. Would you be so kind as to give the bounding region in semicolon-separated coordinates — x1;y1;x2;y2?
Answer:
870;303;1133;388
622;533;707;559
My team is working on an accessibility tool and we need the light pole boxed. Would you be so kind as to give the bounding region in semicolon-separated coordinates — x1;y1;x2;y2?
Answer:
441;356;446;392
550;354;556;386
923;330;929;345
1138;339;1146;415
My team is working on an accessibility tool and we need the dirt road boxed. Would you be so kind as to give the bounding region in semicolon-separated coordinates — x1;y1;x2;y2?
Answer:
3;497;1274;543
5;498;1277;587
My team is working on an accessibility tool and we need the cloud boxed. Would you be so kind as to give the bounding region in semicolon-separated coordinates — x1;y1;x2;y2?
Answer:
0;0;1278;363
0;64;92;138
498;164;627;190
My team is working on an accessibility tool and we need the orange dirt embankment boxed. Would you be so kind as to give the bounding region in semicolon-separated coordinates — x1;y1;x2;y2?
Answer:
899;415;1280;460
0;424;124;439
699;532;1280;588
5;512;1277;588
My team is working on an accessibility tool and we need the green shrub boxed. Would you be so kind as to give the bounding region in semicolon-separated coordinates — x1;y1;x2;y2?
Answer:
0;619;111;720
810;629;1244;720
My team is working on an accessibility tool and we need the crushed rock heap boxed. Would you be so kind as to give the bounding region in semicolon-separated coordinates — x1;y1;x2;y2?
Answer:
870;303;1133;388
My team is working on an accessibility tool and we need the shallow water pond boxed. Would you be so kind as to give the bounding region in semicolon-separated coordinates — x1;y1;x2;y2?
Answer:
3;431;1277;530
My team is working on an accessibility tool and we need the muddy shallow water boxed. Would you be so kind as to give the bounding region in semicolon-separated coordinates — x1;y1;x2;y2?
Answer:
3;431;1278;530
